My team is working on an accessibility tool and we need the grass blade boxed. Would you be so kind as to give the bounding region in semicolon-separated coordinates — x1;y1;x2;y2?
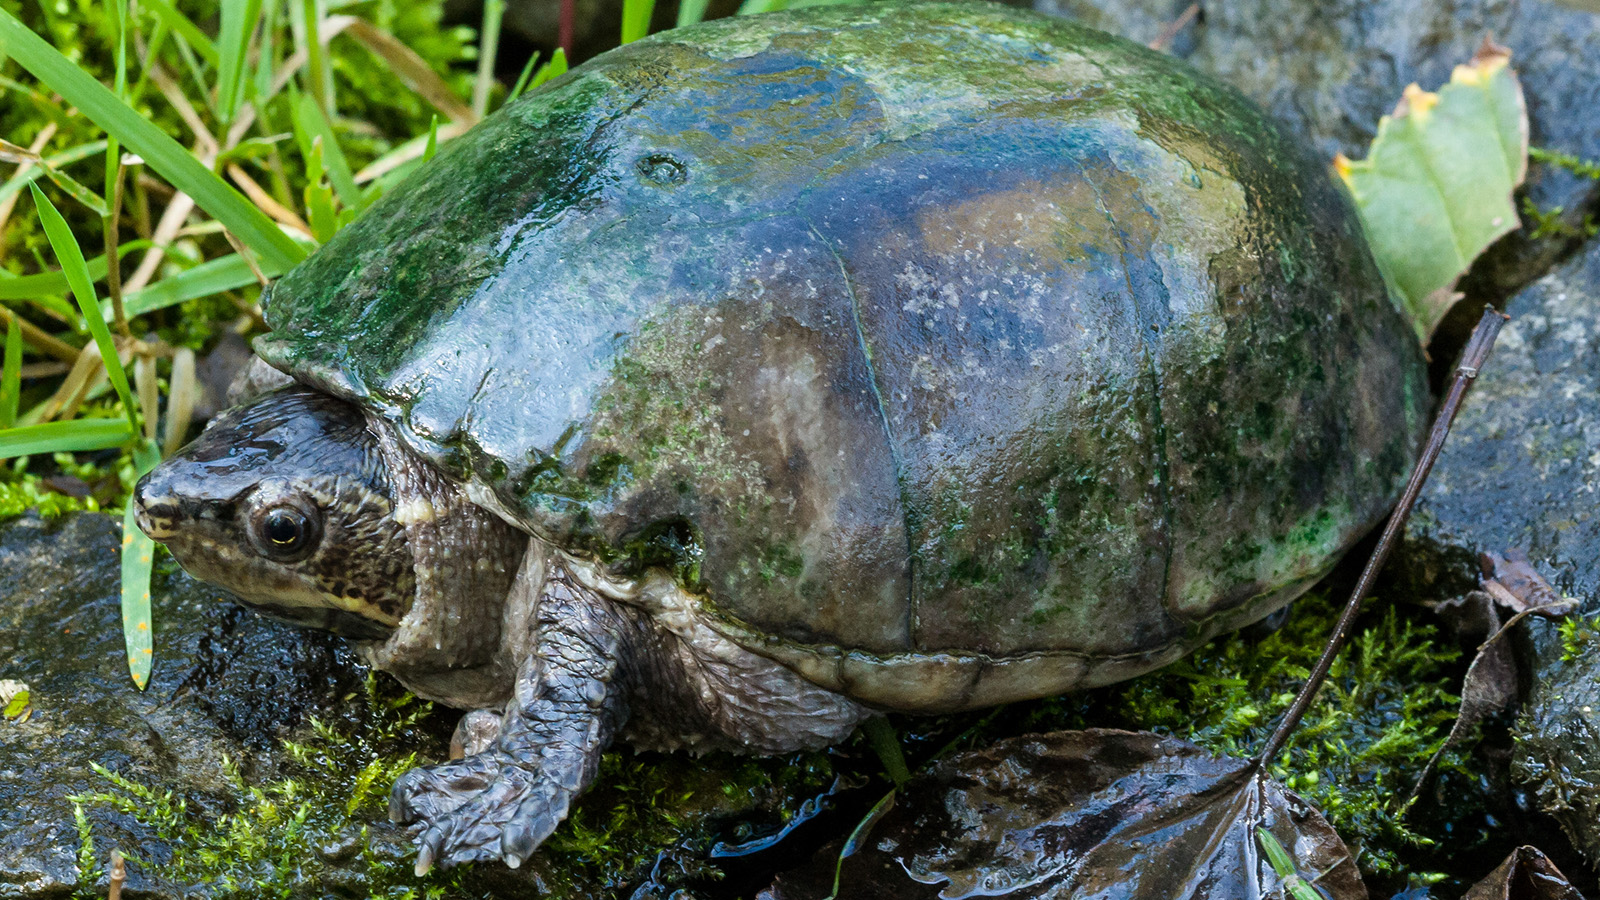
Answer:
423;115;439;163
293;93;362;211
217;0;265;123
473;0;505;120
507;52;539;103
0;317;20;429
301;0;332;115
622;0;656;44
0;140;108;208
676;0;710;27
30;184;138;431
527;48;567;92
339;18;474;124
0;239;153;300
121;438;163;690
141;0;219;65
121;252;290;318
0;418;134;458
0;10;307;272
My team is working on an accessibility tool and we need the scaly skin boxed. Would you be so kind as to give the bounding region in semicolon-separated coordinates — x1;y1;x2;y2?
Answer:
392;569;631;871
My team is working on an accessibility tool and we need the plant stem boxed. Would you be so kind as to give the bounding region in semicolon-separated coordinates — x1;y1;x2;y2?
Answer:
1254;306;1507;772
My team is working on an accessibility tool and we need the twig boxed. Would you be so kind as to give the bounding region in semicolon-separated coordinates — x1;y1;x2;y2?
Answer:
1148;3;1200;52
227;164;312;236
1254;306;1508;772
105;158;130;338
0;304;81;363
0;123;59;261
107;850;125;900
559;0;575;56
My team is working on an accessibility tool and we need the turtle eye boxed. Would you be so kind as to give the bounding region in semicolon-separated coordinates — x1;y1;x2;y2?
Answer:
251;503;320;562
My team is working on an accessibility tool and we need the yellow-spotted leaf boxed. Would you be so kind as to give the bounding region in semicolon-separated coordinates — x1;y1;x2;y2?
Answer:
1335;39;1528;343
121;439;163;690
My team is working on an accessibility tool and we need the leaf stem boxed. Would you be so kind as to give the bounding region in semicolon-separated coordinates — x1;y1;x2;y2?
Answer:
1254;306;1507;771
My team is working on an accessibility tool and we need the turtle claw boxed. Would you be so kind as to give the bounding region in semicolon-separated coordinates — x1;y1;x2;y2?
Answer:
388;753;577;871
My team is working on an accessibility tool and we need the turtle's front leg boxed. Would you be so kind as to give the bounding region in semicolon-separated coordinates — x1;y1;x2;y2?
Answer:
389;570;636;872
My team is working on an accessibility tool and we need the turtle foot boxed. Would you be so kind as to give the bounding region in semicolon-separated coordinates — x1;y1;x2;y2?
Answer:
390;751;578;873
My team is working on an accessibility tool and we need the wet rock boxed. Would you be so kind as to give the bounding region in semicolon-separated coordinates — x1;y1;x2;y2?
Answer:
1035;0;1600;298
1402;240;1600;862
0;512;559;897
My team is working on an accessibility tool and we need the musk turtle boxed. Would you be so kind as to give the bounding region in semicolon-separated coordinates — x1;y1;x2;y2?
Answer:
133;0;1428;872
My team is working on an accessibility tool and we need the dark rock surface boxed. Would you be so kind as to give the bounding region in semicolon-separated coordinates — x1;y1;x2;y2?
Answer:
0;512;560;898
1404;239;1600;862
1035;0;1600;300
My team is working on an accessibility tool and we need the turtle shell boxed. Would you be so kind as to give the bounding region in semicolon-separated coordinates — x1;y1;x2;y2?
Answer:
257;1;1427;710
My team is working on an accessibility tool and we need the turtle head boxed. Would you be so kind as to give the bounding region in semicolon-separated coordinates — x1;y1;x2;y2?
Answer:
133;385;415;641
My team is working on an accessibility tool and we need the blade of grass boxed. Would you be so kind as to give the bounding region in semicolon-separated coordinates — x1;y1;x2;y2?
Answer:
0;418;133;458
120;251;288;317
676;0;710;28
423;115;439;163
507;52;539;103
472;0;505;119
0;10;307;272
141;0;220;65
353;119;468;184
301;0;332;114
0;317;19;428
0;140;108;209
122;438;162;690
528;48;567;92
338;18;474;124
0;239;154;300
0;303;81;363
621;0;656;44
293;93;361;210
217;0;265;123
30;183;138;432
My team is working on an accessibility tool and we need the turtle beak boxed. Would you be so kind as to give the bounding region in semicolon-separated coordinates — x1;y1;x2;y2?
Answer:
133;467;182;541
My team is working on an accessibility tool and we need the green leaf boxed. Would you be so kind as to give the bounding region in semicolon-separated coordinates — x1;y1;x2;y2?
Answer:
30;184;139;431
1336;41;1528;343
121;438;163;690
1;689;27;719
621;0;656;44
0;418;134;459
0;317;19;429
217;0;266;123
0;9;307;273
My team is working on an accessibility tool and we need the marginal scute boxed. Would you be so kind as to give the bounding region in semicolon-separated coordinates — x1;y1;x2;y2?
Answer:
258;1;1427;708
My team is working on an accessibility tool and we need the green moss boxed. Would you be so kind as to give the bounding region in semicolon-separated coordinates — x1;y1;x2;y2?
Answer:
68;675;477;898
927;589;1468;884
1559;613;1600;661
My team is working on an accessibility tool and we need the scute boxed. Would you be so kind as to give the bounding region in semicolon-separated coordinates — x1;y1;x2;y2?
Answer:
257;3;1426;682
